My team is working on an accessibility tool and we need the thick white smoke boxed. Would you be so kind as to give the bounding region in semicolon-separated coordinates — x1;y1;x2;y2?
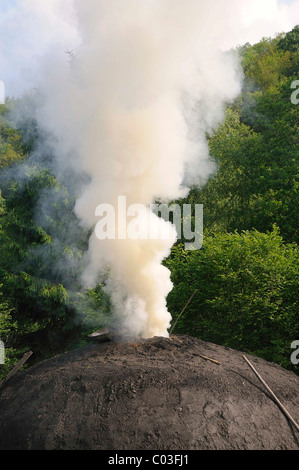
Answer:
2;0;297;339
33;0;243;338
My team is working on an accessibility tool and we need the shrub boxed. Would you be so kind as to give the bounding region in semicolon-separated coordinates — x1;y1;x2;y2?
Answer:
165;226;299;370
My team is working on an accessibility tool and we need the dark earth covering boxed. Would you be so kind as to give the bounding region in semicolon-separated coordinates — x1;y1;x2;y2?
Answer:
0;335;298;450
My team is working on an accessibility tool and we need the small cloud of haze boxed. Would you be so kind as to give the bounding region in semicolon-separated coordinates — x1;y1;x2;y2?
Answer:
0;0;298;97
222;0;299;49
0;0;80;97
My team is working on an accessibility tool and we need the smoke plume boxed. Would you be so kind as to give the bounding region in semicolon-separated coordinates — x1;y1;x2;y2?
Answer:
7;0;297;338
30;0;245;339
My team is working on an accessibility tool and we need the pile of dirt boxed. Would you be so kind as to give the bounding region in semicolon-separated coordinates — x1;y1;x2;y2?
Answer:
0;335;298;450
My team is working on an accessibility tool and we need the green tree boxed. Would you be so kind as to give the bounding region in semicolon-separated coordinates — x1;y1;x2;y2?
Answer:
165;227;299;370
185;28;299;244
0;285;19;380
0;102;109;364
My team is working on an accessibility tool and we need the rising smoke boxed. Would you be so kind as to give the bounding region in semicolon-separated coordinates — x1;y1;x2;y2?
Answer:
32;0;243;339
4;0;292;339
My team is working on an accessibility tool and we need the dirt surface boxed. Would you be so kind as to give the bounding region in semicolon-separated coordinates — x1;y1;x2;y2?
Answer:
0;335;298;450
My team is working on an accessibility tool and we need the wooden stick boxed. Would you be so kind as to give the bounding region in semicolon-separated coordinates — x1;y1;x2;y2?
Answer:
170;289;198;336
197;354;220;365
243;355;299;434
0;350;33;390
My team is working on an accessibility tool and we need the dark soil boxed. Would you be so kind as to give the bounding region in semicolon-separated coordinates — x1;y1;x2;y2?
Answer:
0;335;298;450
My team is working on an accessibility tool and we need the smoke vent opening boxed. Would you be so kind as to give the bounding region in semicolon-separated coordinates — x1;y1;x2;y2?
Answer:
87;327;171;345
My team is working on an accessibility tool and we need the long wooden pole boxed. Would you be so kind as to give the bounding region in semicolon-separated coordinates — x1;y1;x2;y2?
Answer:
0;350;33;390
170;289;198;336
243;355;299;434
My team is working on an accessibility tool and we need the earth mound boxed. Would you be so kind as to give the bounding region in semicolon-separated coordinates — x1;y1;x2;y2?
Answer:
0;335;298;450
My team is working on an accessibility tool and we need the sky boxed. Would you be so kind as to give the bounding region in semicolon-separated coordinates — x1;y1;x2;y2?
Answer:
0;0;298;97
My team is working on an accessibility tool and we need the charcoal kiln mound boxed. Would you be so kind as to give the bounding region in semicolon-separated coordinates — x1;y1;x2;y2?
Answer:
0;335;298;450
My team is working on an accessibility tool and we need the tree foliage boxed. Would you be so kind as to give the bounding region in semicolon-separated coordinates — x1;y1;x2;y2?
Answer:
187;26;299;244
0;105;109;379
165;227;299;370
168;26;299;370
